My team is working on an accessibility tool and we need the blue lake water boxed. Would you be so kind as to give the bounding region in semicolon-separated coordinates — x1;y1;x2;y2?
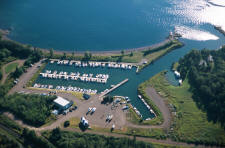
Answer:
1;0;225;51
1;0;225;119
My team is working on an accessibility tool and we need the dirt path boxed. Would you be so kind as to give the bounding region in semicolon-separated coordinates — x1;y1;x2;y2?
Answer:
1;60;24;85
0;123;20;138
63;128;207;148
145;87;171;128
126;87;171;129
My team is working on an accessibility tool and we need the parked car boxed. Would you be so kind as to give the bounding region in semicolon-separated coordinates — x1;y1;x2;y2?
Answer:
63;110;69;115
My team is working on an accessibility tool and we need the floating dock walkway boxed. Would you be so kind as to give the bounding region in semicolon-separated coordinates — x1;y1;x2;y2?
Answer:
99;78;129;98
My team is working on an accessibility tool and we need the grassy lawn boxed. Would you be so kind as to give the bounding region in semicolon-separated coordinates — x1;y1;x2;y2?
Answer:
127;104;163;126
28;87;85;100
118;40;183;65
137;40;183;71
172;62;179;71
41;114;57;128
120;51;143;63
5;62;19;74
126;107;142;124
148;72;225;146
115;127;166;140
71;92;85;100
48;40;183;68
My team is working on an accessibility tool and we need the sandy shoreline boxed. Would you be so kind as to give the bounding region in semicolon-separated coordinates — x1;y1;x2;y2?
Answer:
0;28;174;55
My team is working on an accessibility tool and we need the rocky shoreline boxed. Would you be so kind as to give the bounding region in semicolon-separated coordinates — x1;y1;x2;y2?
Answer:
214;25;225;36
0;28;175;55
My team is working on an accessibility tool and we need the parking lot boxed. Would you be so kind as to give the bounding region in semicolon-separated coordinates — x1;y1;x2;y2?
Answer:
9;60;129;129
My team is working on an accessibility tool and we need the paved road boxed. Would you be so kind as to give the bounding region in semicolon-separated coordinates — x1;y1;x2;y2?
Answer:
1;60;24;85
9;60;44;95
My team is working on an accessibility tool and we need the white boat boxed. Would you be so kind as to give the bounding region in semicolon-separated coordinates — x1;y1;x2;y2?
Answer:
150;109;154;114
122;105;129;110
91;107;96;113
106;114;113;121
88;107;92;112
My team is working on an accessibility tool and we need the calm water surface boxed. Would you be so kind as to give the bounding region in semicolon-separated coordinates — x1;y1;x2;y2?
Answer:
0;0;224;50
1;0;225;119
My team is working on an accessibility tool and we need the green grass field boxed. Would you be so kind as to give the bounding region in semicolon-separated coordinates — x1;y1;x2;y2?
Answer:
172;62;179;71
137;40;183;71
149;72;225;146
5;62;19;74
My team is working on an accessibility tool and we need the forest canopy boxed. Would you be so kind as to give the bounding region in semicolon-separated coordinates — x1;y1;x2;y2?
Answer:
0;93;56;126
46;128;156;148
178;46;225;128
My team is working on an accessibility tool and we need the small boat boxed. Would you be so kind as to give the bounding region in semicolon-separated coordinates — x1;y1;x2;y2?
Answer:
150;109;154;114
91;107;96;113
88;107;92;112
122;105;129;110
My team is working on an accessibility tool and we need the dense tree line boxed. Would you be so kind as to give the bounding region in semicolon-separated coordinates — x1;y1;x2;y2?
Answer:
0;115;22;132
23;47;43;67
178;46;225;128
101;95;114;104
47;128;155;148
0;114;157;148
0;133;20;148
0;38;43;89
0;93;56;126
22;128;56;148
0;71;2;80
0;114;55;148
0;40;32;59
0;39;43;73
0;48;12;60
0;39;48;143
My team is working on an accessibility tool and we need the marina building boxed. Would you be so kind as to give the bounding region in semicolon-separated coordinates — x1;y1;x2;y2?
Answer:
53;96;73;110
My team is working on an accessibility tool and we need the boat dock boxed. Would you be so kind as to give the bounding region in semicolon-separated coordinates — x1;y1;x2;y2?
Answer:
50;59;136;70
99;78;129;98
40;70;109;84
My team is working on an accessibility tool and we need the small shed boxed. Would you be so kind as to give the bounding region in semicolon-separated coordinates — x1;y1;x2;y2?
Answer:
54;96;73;110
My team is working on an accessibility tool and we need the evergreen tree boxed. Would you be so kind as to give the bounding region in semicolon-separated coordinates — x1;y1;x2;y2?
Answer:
50;48;54;58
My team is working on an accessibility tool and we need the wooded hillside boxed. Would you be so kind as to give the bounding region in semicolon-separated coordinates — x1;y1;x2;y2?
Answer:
178;46;225;128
